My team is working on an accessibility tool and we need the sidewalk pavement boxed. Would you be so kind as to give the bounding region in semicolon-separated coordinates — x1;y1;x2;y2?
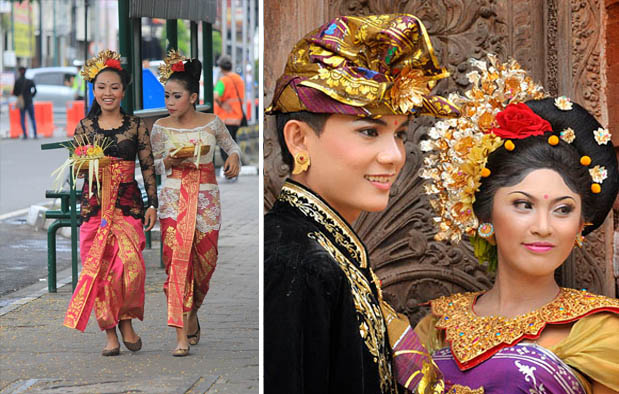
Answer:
0;175;259;393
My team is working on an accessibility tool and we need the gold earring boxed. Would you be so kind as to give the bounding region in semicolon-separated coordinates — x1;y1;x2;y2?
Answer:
292;152;310;175
575;233;584;248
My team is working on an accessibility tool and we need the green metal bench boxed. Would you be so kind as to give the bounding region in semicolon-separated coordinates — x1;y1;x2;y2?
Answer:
44;189;82;293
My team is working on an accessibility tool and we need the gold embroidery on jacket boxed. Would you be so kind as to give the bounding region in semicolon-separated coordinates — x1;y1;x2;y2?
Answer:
278;182;368;268
309;231;395;394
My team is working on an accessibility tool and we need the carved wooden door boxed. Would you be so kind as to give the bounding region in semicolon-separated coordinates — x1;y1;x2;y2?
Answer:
264;0;616;324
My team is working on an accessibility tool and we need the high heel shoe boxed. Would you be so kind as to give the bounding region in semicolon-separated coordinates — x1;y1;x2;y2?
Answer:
187;317;201;345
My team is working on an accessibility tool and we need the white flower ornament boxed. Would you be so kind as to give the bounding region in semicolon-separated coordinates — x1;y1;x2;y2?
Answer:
589;165;608;183
593;127;611;145
554;96;573;111
559;128;575;143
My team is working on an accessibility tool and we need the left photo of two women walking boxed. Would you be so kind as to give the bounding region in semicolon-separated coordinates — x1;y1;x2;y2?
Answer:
3;0;619;393
0;1;258;392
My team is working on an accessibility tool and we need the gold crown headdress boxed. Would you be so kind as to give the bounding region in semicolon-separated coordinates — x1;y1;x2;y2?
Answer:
81;50;123;82
158;49;188;84
420;54;548;243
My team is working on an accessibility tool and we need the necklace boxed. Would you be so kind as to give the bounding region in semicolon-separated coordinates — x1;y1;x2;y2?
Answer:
98;114;124;130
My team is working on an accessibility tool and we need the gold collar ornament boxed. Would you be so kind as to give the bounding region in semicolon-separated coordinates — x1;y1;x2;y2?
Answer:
431;288;619;370
277;181;369;269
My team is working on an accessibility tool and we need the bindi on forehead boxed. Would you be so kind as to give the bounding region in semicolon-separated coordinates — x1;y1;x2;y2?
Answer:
544;194;549;200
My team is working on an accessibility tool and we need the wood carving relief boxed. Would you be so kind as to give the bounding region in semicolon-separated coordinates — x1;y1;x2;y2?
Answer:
264;0;614;325
565;0;614;296
570;0;603;119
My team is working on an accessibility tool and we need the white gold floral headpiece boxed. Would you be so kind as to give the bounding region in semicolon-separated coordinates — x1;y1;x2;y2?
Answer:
420;54;547;242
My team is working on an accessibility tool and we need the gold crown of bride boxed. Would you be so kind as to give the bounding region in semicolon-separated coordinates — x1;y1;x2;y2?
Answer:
421;54;612;242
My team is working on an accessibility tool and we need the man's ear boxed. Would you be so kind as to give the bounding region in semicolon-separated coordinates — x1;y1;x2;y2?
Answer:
283;120;313;159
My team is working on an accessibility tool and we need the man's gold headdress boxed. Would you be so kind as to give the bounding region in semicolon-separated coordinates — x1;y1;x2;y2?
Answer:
266;14;460;118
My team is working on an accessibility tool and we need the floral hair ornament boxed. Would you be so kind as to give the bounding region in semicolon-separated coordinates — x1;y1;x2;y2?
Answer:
81;50;123;82
159;49;188;84
420;53;547;243
554;96;573;111
171;61;185;73
422;54;619;270
593;127;611;145
266;14;460;118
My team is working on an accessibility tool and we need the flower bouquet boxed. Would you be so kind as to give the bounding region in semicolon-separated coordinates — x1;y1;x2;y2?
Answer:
165;129;210;167
51;135;114;198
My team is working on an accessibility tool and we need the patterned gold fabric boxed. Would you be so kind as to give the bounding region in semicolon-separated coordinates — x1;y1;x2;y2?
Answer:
429;288;619;370
267;14;459;118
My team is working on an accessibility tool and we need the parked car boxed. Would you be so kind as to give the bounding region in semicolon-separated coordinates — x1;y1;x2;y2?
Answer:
24;67;79;118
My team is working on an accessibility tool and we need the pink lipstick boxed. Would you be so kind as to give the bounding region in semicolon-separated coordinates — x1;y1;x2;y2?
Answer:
523;242;555;253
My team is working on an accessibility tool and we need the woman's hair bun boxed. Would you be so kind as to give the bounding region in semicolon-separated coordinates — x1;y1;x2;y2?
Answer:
186;59;202;82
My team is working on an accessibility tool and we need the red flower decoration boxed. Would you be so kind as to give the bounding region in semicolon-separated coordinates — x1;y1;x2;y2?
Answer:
489;103;552;139
104;59;122;70
171;61;185;72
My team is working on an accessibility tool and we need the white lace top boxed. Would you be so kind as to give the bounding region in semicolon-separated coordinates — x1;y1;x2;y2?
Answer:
150;116;241;233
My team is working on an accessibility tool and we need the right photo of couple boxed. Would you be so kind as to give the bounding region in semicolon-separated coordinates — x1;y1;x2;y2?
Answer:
262;3;619;394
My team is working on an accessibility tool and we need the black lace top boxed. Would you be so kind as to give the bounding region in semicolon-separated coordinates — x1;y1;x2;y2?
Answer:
74;114;158;222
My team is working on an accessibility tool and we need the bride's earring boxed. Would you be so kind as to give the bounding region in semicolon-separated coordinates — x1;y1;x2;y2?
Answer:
575;233;584;248
477;222;496;245
477;222;494;238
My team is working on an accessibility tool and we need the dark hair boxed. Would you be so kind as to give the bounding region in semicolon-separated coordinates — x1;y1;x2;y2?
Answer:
275;111;330;168
87;67;131;118
167;59;202;105
473;98;619;234
217;55;232;72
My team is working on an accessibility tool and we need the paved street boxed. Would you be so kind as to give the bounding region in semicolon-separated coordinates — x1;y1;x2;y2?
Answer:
0;176;259;393
0;134;70;215
0;216;72;297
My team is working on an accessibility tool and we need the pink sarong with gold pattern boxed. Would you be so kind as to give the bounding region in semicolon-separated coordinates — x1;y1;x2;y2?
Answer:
161;162;218;328
64;160;146;332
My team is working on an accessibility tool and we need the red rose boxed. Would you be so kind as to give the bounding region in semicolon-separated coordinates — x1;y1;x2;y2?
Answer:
104;59;122;70
489;103;552;139
171;61;185;72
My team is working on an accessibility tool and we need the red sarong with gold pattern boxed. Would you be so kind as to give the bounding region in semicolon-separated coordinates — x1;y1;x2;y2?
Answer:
64;160;146;332
162;163;218;328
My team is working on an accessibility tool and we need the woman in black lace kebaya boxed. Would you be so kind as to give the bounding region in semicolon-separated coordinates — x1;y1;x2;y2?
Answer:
62;50;157;357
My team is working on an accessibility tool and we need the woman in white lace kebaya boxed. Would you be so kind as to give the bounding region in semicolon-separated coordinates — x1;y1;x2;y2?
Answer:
150;53;241;356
